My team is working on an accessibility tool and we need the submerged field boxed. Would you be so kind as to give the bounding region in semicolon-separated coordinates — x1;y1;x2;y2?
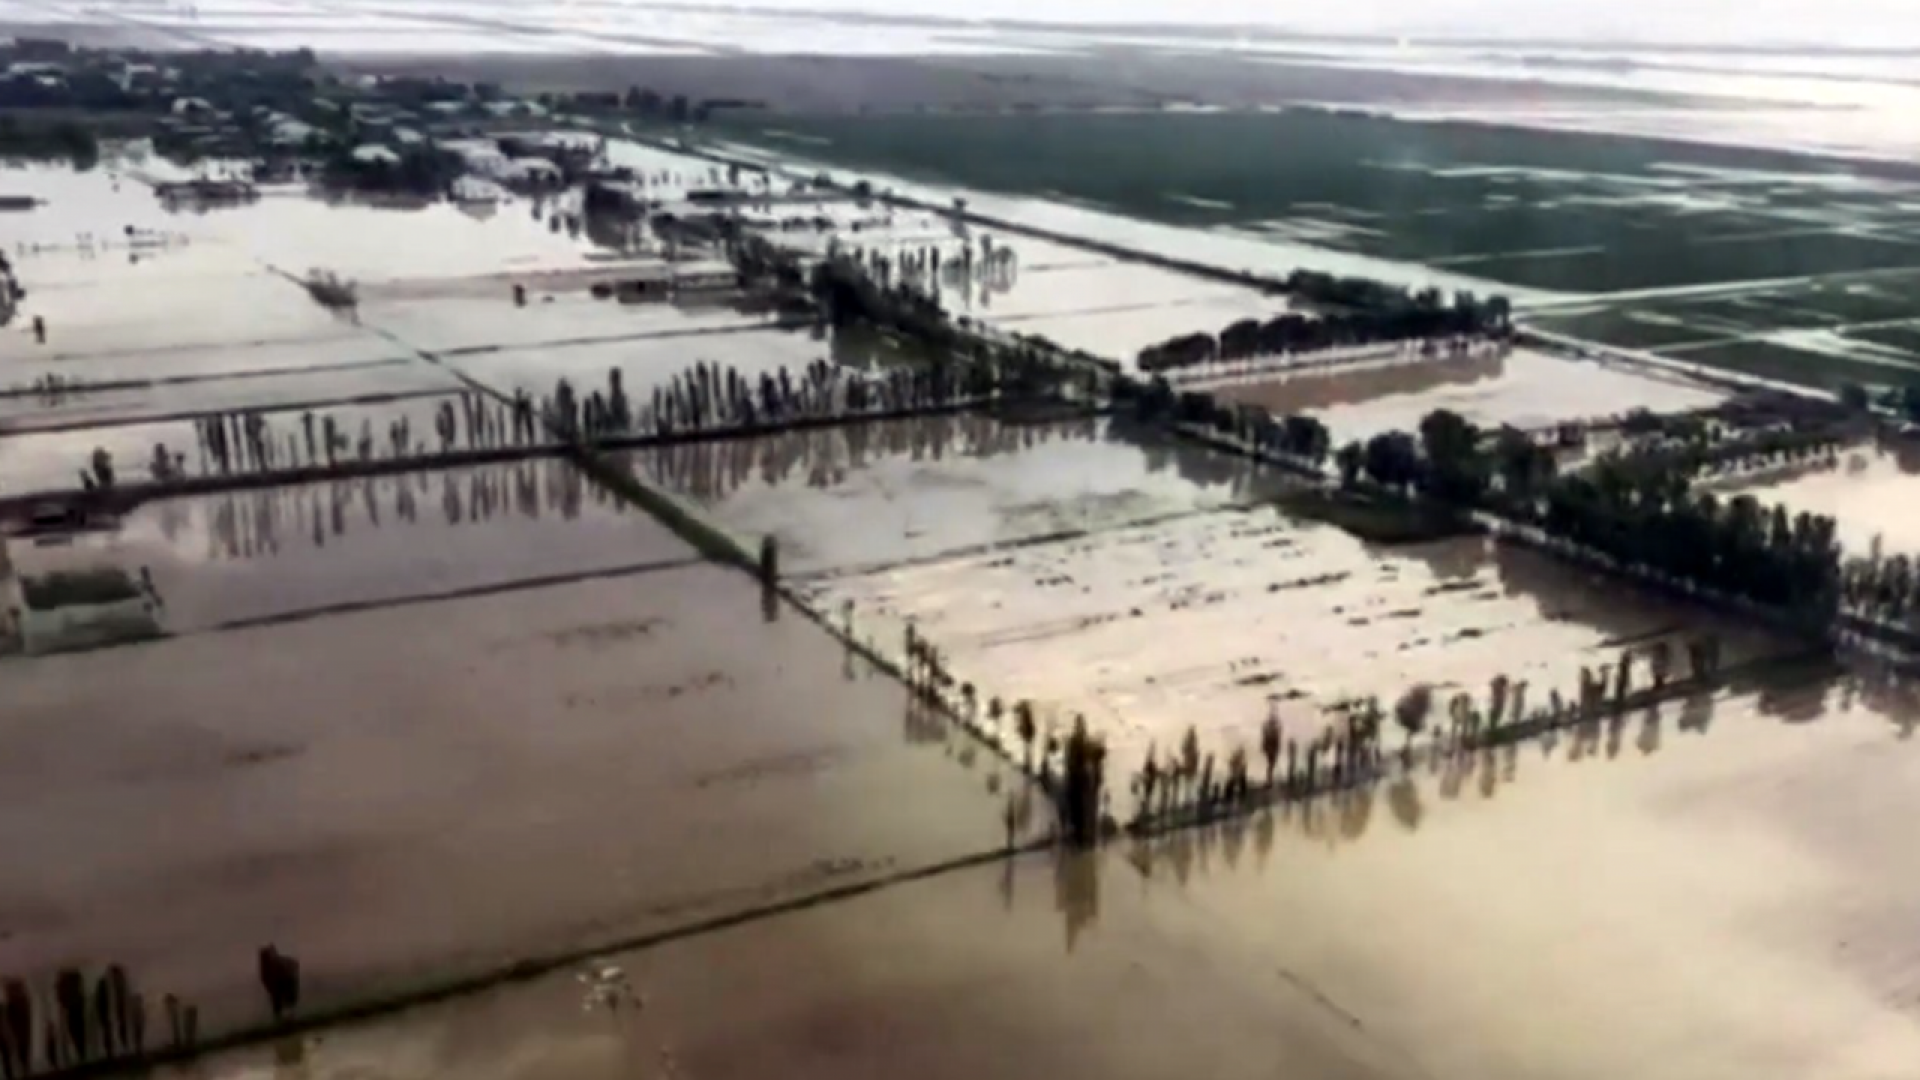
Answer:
1202;345;1726;444
174;665;1920;1080
723;108;1920;390
626;413;1280;576
0;560;1037;1038
728;109;1920;294
4;108;1918;1080
626;411;1792;787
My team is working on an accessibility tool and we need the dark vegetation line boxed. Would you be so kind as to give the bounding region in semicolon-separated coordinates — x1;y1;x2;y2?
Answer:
0;387;453;439
788;504;1213;586
432;318;792;358
0;358;418;402
0;388;1013;518
1122;644;1828;835
203;556;704;635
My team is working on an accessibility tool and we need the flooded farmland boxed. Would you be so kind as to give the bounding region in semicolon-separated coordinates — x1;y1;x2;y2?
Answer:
0;562;1036;1041
4;75;1918;1080
5;457;695;631
1118;674;1920;1080
627;413;1282;576
176;844;1401;1080
807;508;1793;786
170;668;1920;1080
1207;346;1728;444
1705;439;1920;557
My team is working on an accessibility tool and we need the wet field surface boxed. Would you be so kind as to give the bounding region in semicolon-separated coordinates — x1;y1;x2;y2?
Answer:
6;458;696;631
626;413;1281;576
170;668;1920;1080
807;506;1791;785
1207;346;1728;444
0;562;1039;1040
1705;439;1920;557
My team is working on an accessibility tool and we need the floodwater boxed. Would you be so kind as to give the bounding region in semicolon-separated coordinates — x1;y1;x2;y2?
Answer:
807;507;1790;785
628;413;1282;576
172;667;1920;1080
0;391;477;495
0;562;1036;1041
1212;346;1728;443
763;207;1284;366
0;360;461;435
4;457;691;631
1119;673;1920;1080
6;326;405;390
439;323;825;402
1705;440;1920;557
356;292;770;357
178;846;1400;1080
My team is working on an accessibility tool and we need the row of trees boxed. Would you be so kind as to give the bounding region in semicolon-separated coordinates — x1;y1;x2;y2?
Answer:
0;115;97;169
895;621;1108;844
0;965;205;1077
1130;629;1724;826
1319;406;1847;619
1135;285;1514;374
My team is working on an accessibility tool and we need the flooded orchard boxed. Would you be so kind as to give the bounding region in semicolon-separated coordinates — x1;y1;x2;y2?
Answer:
1704;438;1920;557
808;506;1793;787
0;562;1036;1042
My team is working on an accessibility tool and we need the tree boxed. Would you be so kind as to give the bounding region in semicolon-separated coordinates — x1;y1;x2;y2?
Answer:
1839;382;1870;411
1488;673;1510;726
1226;746;1250;804
1335;440;1364;488
1180;724;1200;787
1259;712;1282;786
1649;640;1673;689
1139;744;1161;820
1062;716;1106;845
1363;431;1420;491
1015;701;1037;764
87;446;116;491
1393;684;1432;758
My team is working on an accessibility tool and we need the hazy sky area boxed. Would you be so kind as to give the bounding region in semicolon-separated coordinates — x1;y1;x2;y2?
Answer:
643;0;1920;47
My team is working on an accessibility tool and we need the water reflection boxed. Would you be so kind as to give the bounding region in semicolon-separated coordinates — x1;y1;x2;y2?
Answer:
1122;655;1916;879
633;410;1285;510
144;457;598;562
637;411;1101;503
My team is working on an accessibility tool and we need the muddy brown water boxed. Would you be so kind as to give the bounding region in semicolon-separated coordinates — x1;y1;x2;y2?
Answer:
4;457;697;632
0;391;487;495
0;562;1036;1042
809;504;1794;795
1211;346;1727;444
171;669;1920;1080
177;846;1401;1080
1706;440;1920;557
1111;674;1920;1080
627;413;1288;577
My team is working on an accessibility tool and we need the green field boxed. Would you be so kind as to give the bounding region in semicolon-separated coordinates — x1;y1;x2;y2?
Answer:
726;109;1920;296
